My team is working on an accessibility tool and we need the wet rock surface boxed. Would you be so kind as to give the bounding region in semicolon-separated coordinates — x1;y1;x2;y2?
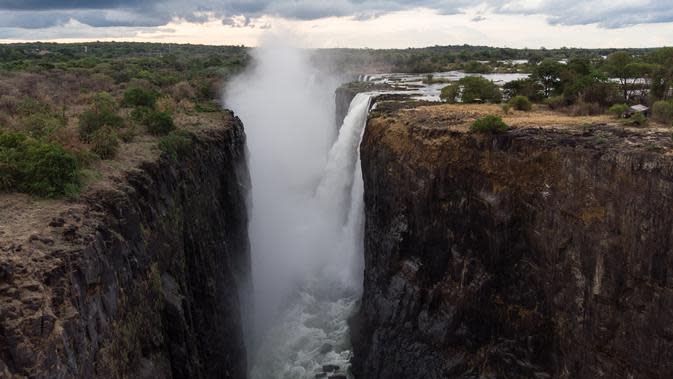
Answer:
352;107;673;379
0;117;251;379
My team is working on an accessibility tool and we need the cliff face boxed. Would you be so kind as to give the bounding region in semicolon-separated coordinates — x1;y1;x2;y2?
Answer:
0;114;251;379
352;104;673;379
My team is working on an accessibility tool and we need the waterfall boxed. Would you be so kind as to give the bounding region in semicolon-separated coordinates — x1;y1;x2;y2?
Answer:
248;93;372;379
224;38;373;379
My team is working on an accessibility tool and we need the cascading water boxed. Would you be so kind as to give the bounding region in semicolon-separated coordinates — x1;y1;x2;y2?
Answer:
224;36;373;379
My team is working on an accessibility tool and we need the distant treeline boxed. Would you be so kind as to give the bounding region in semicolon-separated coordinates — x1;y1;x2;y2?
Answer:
314;45;662;74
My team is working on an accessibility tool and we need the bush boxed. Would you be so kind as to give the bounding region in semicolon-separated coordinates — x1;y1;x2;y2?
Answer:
145;111;175;136
0;130;80;197
470;115;509;134
19;113;65;138
159;131;194;161
545;96;566;110
652;101;673;125
122;87;159;108
608;104;629;119
624;112;648;127
90;127;120;159
130;106;152;124
501;103;511;115
508;96;533;111
78;109;124;141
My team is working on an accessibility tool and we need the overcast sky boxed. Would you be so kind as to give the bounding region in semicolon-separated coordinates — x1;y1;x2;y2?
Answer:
1;1;672;48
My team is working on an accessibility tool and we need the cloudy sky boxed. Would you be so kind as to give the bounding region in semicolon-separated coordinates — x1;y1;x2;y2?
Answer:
1;0;672;48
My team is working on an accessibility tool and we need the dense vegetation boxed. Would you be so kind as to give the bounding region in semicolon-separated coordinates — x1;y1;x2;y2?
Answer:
0;42;249;197
315;45;659;74
441;48;673;123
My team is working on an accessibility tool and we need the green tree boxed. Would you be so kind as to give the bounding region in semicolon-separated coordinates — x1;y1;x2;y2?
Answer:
604;51;637;101
441;76;502;103
533;59;564;97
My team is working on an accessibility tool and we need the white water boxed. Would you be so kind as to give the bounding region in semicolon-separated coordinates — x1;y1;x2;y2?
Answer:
225;38;371;379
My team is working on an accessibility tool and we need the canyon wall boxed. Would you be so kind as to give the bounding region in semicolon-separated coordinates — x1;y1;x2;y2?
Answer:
0;114;250;379
352;105;673;379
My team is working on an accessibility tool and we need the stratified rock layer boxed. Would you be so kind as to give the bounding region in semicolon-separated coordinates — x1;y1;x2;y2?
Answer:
352;105;673;379
0;114;250;379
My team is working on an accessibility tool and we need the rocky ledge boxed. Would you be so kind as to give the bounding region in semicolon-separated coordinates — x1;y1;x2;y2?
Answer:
0;113;251;379
351;103;673;379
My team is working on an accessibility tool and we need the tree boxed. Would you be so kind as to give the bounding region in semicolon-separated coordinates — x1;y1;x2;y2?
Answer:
604;51;635;101
441;76;502;103
533;59;564;97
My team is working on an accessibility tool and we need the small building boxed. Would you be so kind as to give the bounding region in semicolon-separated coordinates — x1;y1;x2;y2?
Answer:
627;104;650;117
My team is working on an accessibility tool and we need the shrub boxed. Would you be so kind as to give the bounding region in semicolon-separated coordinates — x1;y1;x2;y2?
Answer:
159;131;194;161
171;81;196;101
608;104;630;119
545;96;566;110
145;111;175;136
470;115;509;134
130;106;152;124
623;112;648;127
19;113;65;138
16;98;50;117
0;130;80;197
652;101;673;125
91;92;116;113
118;125;137;143
156;97;177;114
122;87;159;108
501;103;511;115
90;127;120;159
508;96;533;111
78;109;124;141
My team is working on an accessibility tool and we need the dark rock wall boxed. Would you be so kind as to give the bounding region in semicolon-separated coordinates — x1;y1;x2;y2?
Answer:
1;117;250;379
352;119;673;379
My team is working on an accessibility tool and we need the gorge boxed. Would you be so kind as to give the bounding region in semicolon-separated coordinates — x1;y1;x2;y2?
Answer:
2;47;673;379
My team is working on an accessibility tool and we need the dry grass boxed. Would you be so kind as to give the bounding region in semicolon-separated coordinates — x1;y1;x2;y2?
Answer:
392;103;673;134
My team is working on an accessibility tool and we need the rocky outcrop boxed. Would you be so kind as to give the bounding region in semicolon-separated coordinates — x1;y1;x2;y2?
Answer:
352;105;673;379
335;82;395;129
0;114;251;379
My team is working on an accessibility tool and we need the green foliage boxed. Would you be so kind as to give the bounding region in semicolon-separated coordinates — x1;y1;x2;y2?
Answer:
501;103;511;115
462;61;492;73
440;84;460;103
652;101;673;125
92;92;116;113
0;130;80;197
90;127;120;159
545;96;566;110
159;131;194;161
122;87;159;108
441;76;502;103
78;108;124;141
533;59;564;97
470;115;509;134
624;112;648;127
130;106;152;124
16;98;50;117
508;96;532;111
145;111;175;136
19;112;65;138
503;79;543;102
608;104;629;119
